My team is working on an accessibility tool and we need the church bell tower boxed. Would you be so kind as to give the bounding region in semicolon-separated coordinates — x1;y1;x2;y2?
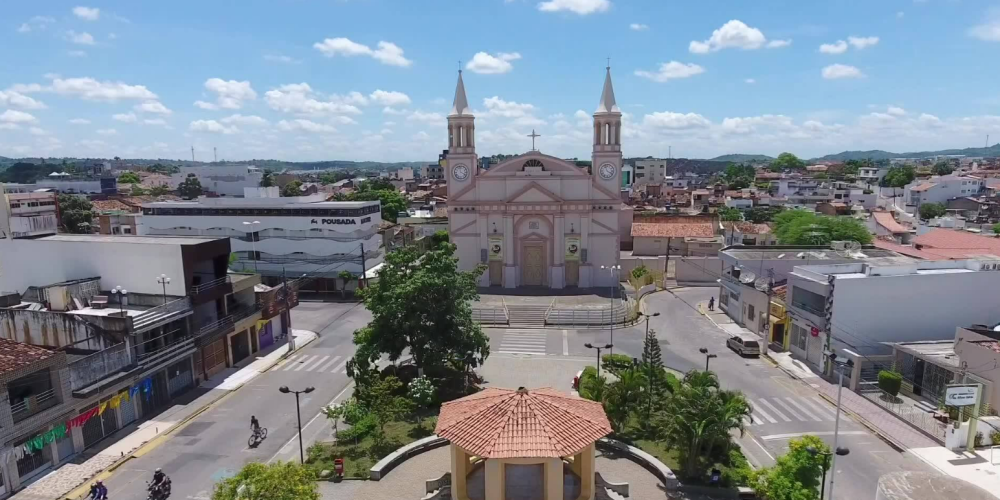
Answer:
445;70;476;198
592;66;622;192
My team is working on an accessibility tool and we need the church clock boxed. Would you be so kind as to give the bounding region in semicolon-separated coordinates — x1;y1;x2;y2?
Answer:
453;164;470;181
598;162;617;180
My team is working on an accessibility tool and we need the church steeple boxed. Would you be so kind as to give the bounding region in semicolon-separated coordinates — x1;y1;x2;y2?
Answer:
447;70;475;157
593;66;621;152
450;70;472;117
595;66;620;114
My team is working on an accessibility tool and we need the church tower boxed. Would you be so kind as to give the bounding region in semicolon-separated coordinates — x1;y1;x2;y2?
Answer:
445;70;476;198
592;66;622;193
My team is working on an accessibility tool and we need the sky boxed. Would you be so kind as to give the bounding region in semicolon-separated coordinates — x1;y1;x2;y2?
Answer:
2;0;1000;162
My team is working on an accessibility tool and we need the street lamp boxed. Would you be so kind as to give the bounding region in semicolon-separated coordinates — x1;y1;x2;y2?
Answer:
698;347;718;372
824;352;854;500
242;220;261;273
807;445;850;500
156;274;170;304
110;286;127;316
584;343;613;379
279;385;315;464
600;264;621;356
639;311;660;336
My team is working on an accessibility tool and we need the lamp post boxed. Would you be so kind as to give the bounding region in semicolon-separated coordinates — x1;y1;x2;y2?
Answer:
584;343;613;379
807;445;850;500
824;352;854;500
110;286;127;316
279;385;315;464
600;264;621;356
698;347;717;371
639;311;660;336
242;220;261;273
156;274;170;304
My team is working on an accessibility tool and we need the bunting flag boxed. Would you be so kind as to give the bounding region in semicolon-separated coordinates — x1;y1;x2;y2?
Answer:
98;401;108;415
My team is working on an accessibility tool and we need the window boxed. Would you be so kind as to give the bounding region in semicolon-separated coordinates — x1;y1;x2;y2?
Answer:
791;286;825;316
747;304;755;320
719;291;729;307
790;323;808;351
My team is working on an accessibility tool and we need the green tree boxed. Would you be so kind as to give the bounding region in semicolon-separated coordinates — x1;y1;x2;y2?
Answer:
772;210;872;246
407;376;436;427
992;223;1000;235
281;180;303;197
211;462;318;500
601;353;635;375
747;206;782;224
878;370;902;397
604;369;645;433
769;153;806;172
718;206;743;222
882;165;916;204
918;202;947;220
129;184;148;195
749;435;830;500
0;162;59;183
722;163;756;190
431;230;450;248
348;244;489;379
348;189;407;223
57;194;94;233
149;184;171;196
932;161;955;175
117;171;141;184
354;375;413;443
337;270;353;299
357;178;396;192
260;169;274;187
178;174;203;199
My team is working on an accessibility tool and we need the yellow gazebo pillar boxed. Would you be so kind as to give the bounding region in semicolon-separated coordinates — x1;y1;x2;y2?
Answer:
450;445;469;500
577;443;596;500
484;459;503;500
544;458;564;500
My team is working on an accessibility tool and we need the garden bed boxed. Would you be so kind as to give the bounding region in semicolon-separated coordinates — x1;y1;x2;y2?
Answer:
306;417;438;479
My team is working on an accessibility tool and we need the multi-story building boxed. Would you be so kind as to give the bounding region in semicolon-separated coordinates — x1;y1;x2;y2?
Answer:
858;166;888;185
422;163;444;180
140;187;383;290
904;175;984;208
168;165;263;197
633;158;667;183
0;188;58;238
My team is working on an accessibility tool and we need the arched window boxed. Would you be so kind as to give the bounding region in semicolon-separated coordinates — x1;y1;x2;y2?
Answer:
523;159;543;168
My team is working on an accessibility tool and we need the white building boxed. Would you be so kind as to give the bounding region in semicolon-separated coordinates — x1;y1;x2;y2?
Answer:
0;187;58;238
445;69;622;288
139;187;383;285
633;158;667;183
663;176;689;190
858;166;888;185
169;165;263;197
904;175;984;208
785;259;1000;370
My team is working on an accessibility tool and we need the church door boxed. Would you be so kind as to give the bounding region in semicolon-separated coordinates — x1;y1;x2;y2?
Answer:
565;261;579;287
522;245;544;286
489;261;502;286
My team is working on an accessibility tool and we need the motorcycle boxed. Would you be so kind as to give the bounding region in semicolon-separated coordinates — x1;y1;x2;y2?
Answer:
146;478;171;500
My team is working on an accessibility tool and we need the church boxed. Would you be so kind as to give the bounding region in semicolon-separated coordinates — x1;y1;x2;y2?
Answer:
444;68;623;289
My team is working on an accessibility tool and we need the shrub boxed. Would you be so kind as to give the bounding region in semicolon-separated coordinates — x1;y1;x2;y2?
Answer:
602;353;635;375
631;265;649;280
878;370;902;397
975;431;984;448
990;430;1000;445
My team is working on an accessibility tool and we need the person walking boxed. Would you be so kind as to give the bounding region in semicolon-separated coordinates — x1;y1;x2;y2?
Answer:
708;296;715;311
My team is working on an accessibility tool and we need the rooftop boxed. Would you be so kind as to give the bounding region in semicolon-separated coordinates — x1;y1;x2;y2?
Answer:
36;234;223;246
793;259;992;282
0;338;58;375
892;340;961;369
911;228;1000;259
910;182;937;192
631;215;716;238
872;211;911;234
722;245;911;263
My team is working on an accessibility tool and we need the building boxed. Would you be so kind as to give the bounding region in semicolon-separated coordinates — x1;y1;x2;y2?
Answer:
631;215;718;257
904;175;984;208
422;162;444;180
0;188;58;239
870;211;912;243
445;69;622;288
946;196;1000;223
721;222;776;246
139;187;383;289
633;158;667;183
785;259;1000;370
169;165;263;197
858;166;889;185
910;228;1000;259
97;212;140;235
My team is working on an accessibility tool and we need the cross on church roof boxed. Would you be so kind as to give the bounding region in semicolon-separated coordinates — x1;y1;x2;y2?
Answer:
528;129;541;151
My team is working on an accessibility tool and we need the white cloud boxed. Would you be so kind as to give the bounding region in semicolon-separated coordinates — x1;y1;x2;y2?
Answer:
380;128;393;135
629;23;649;31
108;33;117;40
112;112;137;123
465;52;522;75
66;30;95;45
369;90;411;106
17;16;55;33
189;120;237;134
51;77;158;101
766;39;792;48
143;118;168;126
220;114;268;126
634;61;705;82
537;0;610;15
73;6;100;21
134;100;172;115
28;127;48;136
918;113;941;124
194;100;218;110
203;78;257;109
96;128;117;135
483;96;535;118
887;106;907;116
0;110;38;124
264;83;363;116
277;119;337;133
969;17;1000;42
313;38;413;67
383;107;408;115
408;110;445;124
822;64;865;79
263;53;301;64
745;78;756;84
0;123;19;131
689;20;768;53
68;50;87;57
0;90;46;110
847;36;879;49
68;118;91;125
384;121;396;127
721;114;796;134
819;40;848;54
643;111;711;129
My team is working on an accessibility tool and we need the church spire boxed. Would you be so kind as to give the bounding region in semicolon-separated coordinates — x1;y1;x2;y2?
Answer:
450;70;471;117
595;65;620;114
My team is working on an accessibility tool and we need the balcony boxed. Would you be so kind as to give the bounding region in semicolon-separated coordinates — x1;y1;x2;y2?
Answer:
137;336;196;369
190;275;232;295
132;297;193;332
189;275;233;305
790;300;825;317
195;303;262;341
69;343;135;392
11;389;59;423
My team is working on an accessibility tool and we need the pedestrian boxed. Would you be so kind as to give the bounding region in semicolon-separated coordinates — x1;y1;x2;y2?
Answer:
708;296;715;311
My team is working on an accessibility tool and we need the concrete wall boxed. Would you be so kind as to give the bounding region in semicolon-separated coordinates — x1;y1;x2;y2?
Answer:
675;257;721;285
0;309;119;349
954;328;1000;408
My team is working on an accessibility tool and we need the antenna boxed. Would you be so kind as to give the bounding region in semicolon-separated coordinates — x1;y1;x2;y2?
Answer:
190;146;195;162
214;147;218;162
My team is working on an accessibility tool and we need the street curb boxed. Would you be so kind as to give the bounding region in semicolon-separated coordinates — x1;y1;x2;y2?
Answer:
60;334;319;500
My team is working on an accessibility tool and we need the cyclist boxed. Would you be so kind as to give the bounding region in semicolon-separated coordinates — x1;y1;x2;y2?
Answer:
251;415;261;437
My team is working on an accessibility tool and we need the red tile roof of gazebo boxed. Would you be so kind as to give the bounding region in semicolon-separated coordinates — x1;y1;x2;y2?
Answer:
434;387;612;459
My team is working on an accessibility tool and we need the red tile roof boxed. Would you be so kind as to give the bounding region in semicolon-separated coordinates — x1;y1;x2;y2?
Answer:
721;222;772;235
0;338;57;375
909;182;937;192
435;387;611;459
772;285;787;302
871;239;943;260
632;221;715;238
911;228;1000;258
872;211;909;234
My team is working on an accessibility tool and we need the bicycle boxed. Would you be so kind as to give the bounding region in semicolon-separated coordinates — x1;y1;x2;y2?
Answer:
248;426;268;447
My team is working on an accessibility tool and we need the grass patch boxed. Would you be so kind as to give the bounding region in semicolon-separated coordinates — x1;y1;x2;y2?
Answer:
306;416;438;479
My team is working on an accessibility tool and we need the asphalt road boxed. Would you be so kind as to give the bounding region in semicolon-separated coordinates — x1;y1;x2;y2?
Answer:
102;302;370;500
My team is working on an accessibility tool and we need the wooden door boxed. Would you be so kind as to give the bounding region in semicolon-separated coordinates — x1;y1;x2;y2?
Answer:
565;261;579;287
489;261;502;286
522;246;544;286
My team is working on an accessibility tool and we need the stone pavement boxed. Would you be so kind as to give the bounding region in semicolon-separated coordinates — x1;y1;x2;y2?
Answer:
11;329;318;500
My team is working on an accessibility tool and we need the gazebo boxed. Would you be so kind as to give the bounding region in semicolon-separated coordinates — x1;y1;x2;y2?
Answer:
434;387;612;500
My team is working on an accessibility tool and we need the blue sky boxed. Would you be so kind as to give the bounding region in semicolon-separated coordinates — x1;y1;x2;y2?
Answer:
2;0;1000;162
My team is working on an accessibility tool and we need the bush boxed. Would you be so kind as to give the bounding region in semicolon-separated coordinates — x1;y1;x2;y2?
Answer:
878;370;902;396
631;265;649;280
990;430;1000;445
602;353;635;375
975;431;984;448
918;202;947;220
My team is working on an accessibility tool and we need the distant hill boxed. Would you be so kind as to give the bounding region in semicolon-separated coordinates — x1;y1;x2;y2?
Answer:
709;154;774;162
665;158;730;175
814;144;1000;162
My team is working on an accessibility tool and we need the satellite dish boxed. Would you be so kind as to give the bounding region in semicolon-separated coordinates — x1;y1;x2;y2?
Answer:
740;271;757;284
845;241;861;251
754;277;771;292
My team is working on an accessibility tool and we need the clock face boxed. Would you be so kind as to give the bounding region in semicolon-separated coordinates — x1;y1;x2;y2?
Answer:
453;164;470;181
599;162;617;180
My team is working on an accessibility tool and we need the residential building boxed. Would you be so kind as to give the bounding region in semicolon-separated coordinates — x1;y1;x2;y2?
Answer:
139;187;383;289
691;189;711;211
721;222;776;246
909;228;1000;259
631;215;720;257
946;196;1000;223
0;189;58;239
633;159;667;183
953;326;1000;409
97;212;140;235
785;259;1000;371
869;211;912;243
13;177;117;195
395;167;414;181
168;165;263;197
663;176;689;190
858;166;889;185
422;162;444;180
904;175;984;208
396;207;448;240
621;164;634;187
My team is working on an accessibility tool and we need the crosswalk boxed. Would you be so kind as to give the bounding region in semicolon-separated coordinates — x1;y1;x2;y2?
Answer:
744;396;844;426
278;354;394;374
497;329;548;355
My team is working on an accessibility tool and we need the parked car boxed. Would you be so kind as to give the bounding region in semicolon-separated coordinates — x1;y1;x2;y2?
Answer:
727;333;761;357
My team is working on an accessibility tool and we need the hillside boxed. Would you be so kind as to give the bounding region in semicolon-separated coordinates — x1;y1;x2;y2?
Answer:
814;144;1000;162
664;158;730;175
710;154;774;162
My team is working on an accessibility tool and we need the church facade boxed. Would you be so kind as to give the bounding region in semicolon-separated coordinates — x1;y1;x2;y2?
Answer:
444;68;623;288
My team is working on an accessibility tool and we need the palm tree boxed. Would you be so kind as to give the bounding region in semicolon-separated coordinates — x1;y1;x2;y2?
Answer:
604;369;646;433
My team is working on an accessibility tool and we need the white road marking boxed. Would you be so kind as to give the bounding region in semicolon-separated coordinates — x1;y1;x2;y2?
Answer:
280;354;301;371
302;355;329;371
292;355;315;371
772;397;806;421
784;397;823;422
748;433;775;461
751;403;778;424
562;330;569;356
756;398;791;422
329;359;349;374
809;396;842;419
760;431;869;441
317;356;342;372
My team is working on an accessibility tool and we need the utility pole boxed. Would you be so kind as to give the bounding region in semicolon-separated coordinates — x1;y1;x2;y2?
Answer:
283;267;295;351
763;269;774;355
213;146;218;162
359;243;368;288
190;146;195;162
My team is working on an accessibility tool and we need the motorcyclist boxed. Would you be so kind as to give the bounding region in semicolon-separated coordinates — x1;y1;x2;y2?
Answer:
89;480;108;500
149;468;170;498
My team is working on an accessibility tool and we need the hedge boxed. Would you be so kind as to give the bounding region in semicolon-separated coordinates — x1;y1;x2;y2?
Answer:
878;370;902;397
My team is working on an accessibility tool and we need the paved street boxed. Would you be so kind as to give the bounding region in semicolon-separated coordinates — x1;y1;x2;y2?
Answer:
101;302;370;500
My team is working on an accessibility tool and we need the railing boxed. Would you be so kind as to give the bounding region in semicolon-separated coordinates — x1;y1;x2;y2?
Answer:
790;301;825;317
197;315;234;337
11;388;59;423
231;303;262;323
471;308;508;325
859;386;948;443
137;336;195;367
69;343;134;390
132;297;192;330
190;275;231;294
546;302;630;327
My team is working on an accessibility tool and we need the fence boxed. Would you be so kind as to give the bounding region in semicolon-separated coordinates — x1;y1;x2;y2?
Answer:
471;308;508;325
69;343;134;391
546;301;632;327
859;385;948;442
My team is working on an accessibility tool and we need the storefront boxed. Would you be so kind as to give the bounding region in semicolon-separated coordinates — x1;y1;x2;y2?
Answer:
167;357;194;397
201;338;227;379
257;319;274;350
228;329;251;365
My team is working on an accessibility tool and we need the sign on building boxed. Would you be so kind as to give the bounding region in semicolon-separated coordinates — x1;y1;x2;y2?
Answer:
945;385;979;407
488;235;503;261
565;236;581;261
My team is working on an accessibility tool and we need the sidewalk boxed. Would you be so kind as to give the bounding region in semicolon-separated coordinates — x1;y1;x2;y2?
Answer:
907;446;1000;498
12;329;318;500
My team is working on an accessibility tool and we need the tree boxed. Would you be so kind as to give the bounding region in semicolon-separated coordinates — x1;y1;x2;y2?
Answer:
993;223;1000;235
882;165;916;205
747;206;782;224
354;375;413;443
749;435;830;500
129;184;148;195
722;163;756;190
0;162;59;183
878;370;902;397
178;174;203;199
932;161;955;175
642;328;664;375
260;169;274;187
717;206;743;222
407;376;435;427
431;230;450;248
769;153;806;172
347;189;407;223
772;210;872;246
337;270;353;299
57;194;94;234
604;369;645;433
281;180;303;197
117;171;141;184
918;202;947;220
149;184;171;196
357;178;396;192
211;462;318;500
348;244;489;379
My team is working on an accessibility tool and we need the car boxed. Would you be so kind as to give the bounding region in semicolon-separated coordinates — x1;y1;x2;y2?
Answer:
727;333;761;357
